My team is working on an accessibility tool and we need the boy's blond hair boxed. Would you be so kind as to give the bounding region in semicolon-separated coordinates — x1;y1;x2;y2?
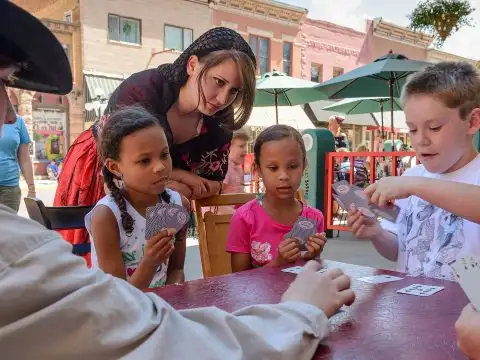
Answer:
232;128;251;142
401;61;480;120
356;144;368;152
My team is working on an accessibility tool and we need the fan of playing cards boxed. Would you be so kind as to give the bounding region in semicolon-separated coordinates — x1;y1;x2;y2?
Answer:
332;180;400;222
452;255;480;311
145;202;190;240
284;217;318;251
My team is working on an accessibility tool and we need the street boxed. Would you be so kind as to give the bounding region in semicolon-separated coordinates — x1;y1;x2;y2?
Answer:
19;181;395;281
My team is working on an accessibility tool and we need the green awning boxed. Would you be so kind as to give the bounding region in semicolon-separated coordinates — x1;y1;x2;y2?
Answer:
84;74;124;122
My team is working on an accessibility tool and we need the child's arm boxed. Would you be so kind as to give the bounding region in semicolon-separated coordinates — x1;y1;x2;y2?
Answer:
231;253;252;272
91;206;174;289
90;205;132;280
366;176;480;224
346;210;399;262
227;211;254;272
166;196;190;284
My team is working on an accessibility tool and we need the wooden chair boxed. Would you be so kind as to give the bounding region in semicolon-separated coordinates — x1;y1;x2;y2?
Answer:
24;197;93;256
194;193;256;278
194;189;307;278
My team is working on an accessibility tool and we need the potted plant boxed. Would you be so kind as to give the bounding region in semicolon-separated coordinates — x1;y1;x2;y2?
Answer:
408;0;475;46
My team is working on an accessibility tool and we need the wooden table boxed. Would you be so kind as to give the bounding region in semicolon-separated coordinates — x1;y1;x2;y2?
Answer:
149;260;469;359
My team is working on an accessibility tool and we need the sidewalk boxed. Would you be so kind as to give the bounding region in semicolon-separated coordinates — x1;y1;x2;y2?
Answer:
19;179;58;190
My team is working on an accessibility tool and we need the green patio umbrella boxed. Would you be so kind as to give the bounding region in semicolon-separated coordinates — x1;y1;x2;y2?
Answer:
322;97;403;138
255;70;327;124
315;52;429;141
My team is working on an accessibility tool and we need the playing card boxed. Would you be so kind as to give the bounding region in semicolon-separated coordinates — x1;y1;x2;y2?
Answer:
396;284;445;297
145;202;169;239
163;204;190;232
284;217;317;251
145;203;189;240
281;266;327;274
452;255;480;310
332;180;400;221
357;275;404;284
281;266;304;274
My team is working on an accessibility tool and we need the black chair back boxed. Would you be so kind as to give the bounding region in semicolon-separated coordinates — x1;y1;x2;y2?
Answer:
24;197;93;256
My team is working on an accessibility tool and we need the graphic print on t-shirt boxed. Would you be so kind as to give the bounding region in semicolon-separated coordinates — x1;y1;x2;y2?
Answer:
398;198;464;280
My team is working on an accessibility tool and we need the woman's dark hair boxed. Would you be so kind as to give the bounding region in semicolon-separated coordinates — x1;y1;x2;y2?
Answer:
100;105;170;235
253;125;307;166
157;27;256;131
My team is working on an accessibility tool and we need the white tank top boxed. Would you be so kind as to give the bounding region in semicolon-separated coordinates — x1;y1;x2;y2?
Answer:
85;189;182;288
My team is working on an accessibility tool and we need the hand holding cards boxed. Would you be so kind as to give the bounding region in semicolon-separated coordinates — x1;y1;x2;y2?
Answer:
145;202;190;240
333;180;400;222
284;217;318;251
143;228;176;267
452;254;480;311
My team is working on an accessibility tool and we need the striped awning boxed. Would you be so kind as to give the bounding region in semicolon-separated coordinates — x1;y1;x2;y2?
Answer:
84;74;124;122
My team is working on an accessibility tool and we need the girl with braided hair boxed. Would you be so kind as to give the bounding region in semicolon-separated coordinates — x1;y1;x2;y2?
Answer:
54;27;257;255
85;106;189;289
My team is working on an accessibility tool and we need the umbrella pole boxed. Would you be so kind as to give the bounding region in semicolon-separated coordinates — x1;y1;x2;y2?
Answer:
390;78;395;150
275;92;279;124
380;103;384;140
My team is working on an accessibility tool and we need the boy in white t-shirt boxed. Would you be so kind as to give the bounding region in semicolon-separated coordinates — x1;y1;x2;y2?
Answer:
348;61;480;281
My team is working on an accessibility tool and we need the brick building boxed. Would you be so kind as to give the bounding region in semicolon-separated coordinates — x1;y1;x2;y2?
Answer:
210;0;307;78
11;0;82;175
11;0;212;175
300;18;365;84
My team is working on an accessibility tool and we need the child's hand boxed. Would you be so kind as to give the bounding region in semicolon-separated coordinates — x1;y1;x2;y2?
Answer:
455;303;480;360
304;232;327;259
364;176;423;207
347;210;382;240
143;229;176;267
276;238;301;265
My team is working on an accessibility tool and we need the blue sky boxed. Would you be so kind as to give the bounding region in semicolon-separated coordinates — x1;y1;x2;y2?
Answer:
281;0;480;60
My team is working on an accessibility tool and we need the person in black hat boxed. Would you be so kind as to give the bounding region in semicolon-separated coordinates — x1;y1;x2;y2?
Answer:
54;27;258;253
0;3;358;359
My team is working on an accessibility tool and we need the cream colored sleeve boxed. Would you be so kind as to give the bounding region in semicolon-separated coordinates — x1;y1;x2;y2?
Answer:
0;206;329;360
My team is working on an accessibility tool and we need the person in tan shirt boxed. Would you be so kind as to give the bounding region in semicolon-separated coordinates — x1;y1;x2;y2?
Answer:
0;3;358;359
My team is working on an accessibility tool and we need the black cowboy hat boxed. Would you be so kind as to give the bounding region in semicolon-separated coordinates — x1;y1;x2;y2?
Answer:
0;1;72;94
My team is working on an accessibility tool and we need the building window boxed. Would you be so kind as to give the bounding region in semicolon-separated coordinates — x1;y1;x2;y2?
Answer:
108;14;141;45
249;35;270;75
283;42;292;75
164;25;193;51
333;67;344;77
311;64;322;82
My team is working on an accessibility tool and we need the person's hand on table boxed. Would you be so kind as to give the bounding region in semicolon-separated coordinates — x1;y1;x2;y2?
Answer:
347;209;382;240
303;232;327;260
455;303;480;359
282;261;355;318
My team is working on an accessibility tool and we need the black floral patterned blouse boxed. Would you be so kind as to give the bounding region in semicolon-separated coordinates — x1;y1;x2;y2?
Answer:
104;68;233;181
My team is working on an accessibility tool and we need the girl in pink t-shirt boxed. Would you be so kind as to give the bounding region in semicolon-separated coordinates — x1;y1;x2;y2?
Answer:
227;125;326;272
